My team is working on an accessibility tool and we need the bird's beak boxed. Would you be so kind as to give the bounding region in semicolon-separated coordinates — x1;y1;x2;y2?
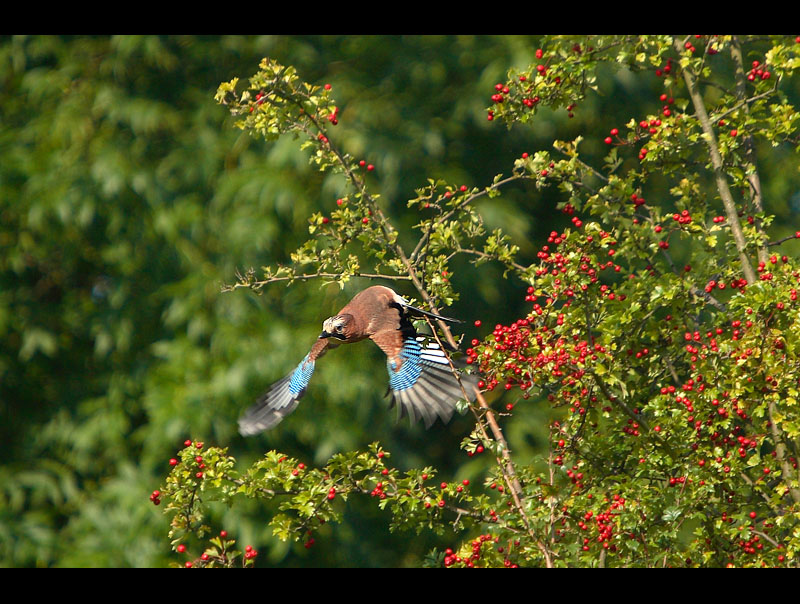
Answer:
319;330;332;339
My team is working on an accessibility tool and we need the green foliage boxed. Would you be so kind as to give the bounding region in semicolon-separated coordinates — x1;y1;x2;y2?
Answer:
157;35;800;568
4;34;800;568
0;35;541;568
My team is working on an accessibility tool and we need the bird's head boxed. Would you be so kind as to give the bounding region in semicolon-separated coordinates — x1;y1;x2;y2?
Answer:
320;313;355;341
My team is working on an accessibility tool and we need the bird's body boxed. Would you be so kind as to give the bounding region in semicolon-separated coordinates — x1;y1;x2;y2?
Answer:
239;285;478;435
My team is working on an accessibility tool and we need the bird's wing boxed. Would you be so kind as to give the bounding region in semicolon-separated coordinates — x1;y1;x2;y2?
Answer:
371;330;478;429
238;337;332;436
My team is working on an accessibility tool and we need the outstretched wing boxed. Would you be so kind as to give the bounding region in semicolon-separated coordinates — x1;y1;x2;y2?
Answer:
374;331;478;429
239;338;332;436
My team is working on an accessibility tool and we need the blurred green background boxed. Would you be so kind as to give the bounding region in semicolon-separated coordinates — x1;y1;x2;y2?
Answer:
3;35;796;568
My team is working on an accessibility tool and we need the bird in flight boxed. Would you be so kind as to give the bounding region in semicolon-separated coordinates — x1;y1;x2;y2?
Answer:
239;285;478;435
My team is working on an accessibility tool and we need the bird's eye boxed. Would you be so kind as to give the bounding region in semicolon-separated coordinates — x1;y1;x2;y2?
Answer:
335;325;343;333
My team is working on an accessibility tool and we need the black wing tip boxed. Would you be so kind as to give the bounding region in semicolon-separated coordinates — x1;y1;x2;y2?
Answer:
238;399;300;436
238;375;303;436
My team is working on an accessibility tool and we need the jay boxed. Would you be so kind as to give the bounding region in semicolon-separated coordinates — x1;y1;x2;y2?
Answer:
239;285;478;435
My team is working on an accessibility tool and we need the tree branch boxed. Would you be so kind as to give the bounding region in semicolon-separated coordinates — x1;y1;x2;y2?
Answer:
673;37;757;285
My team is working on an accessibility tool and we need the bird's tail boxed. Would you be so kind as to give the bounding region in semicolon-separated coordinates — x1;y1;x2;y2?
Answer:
403;303;463;324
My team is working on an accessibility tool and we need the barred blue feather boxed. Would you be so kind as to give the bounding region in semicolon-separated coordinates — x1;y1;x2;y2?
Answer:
386;337;478;428
238;355;316;436
289;355;316;396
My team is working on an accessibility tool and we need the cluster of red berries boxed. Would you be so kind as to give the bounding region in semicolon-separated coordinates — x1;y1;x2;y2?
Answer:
490;82;509;105
565;466;585;489
244;545;259;560
603;127;620;145
466;444;485;457
473;230;639;399
186;440;205;480
487;48;568;121
672;210;692;225
575;495;625;552
622;419;641;437
370;481;387;499
603;96;671;160
748;60;771;81
249;90;265;113
655;57;673;78
756;255;792;282
443;534;518;568
326;106;339;125
152;439;206;504
704;278;748;293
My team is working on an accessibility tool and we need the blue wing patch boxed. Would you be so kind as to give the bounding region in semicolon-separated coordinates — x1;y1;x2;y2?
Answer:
386;337;477;428
289;354;316;397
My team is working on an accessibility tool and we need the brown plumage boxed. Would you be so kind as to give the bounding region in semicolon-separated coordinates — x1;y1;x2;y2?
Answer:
238;285;478;435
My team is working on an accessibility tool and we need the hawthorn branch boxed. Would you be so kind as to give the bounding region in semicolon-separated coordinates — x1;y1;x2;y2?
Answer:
300;101;549;563
766;398;800;504
453;246;529;274
423;316;554;566
409;174;530;264
767;233;800;247
730;36;770;266
222;270;412;292
709;86;779;126
673;37;757;285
